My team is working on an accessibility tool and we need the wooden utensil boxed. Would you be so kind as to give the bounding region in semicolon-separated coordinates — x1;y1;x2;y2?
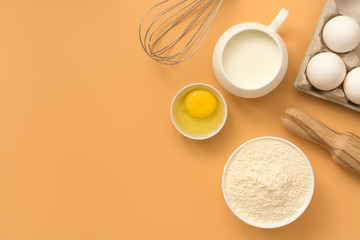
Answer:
281;107;360;175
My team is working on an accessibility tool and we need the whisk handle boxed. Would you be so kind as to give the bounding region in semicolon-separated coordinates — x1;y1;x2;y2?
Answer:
269;8;289;32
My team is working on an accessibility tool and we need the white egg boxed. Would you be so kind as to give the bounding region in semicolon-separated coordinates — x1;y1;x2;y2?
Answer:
322;16;360;53
306;52;346;91
343;67;360;105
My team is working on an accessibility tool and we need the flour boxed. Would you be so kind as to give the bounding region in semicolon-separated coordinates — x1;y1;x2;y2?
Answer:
224;138;311;224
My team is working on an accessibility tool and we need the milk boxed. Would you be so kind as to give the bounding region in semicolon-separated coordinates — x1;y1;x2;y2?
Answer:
222;30;281;89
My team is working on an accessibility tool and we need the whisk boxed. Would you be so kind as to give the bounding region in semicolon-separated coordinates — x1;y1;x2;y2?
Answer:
139;0;223;65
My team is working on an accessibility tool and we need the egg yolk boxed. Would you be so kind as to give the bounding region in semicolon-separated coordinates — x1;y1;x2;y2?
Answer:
184;89;218;118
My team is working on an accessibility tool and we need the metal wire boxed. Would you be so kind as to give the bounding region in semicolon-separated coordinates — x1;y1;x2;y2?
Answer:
139;0;223;65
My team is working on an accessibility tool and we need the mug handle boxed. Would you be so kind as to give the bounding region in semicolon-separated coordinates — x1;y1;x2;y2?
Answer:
269;8;289;32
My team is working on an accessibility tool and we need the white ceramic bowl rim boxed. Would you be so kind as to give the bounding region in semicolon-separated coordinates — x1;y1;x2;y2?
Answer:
170;83;228;140
218;23;285;91
222;136;315;228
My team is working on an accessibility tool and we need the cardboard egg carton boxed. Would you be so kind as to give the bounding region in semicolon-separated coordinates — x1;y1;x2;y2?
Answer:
295;0;360;112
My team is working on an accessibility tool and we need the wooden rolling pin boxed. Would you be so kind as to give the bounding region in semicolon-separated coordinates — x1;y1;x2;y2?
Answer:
281;108;360;175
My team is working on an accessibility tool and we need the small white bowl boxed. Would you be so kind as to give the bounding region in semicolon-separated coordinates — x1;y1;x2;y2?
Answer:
170;83;227;140
222;136;314;228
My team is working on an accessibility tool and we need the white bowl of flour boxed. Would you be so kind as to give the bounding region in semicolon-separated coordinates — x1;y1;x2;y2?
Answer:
222;136;314;228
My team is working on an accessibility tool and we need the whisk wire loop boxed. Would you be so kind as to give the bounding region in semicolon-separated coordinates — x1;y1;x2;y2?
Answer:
139;0;223;65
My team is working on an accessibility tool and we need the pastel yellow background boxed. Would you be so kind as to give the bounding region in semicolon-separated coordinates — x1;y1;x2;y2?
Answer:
0;0;359;239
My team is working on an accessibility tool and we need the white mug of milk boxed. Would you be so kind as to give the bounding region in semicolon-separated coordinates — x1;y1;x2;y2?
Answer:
213;9;289;98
